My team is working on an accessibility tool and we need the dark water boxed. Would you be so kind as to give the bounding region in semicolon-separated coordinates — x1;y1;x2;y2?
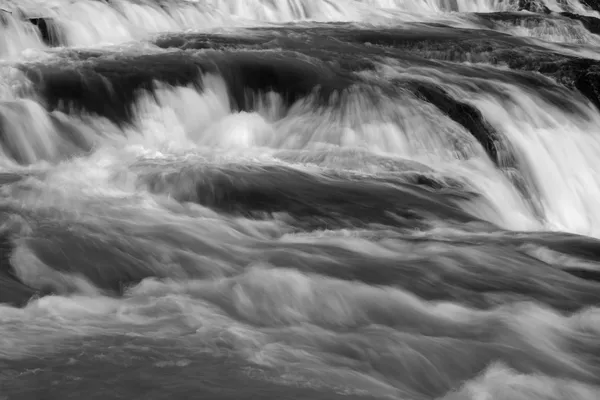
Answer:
3;0;600;399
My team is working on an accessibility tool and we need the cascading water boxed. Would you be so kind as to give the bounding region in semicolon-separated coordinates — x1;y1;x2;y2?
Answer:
3;0;600;399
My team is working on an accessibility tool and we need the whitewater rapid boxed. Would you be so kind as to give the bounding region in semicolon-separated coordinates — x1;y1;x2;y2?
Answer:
3;0;600;399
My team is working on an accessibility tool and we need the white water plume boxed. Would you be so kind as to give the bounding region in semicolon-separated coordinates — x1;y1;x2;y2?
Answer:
501;17;600;45
464;81;600;236
0;0;598;53
0;11;46;59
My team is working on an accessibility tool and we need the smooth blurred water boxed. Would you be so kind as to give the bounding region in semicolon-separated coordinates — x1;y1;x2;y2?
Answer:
2;0;600;399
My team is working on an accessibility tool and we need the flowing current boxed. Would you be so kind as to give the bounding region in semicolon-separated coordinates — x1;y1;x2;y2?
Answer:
5;0;600;399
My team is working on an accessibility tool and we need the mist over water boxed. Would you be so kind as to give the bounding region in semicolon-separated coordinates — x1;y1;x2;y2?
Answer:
3;0;600;399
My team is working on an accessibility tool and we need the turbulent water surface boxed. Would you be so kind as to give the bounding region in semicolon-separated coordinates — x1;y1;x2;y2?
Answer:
5;0;600;399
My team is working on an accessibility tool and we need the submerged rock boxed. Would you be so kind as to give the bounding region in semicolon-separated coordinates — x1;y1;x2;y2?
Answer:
580;0;600;12
560;12;600;34
410;83;503;166
562;267;600;282
0;232;37;307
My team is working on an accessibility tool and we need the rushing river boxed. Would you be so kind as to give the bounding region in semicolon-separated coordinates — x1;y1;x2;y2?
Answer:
3;0;600;399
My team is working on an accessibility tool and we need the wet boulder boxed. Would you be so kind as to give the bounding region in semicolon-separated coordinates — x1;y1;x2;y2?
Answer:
0;7;63;47
574;65;600;111
518;0;551;13
27;17;63;47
